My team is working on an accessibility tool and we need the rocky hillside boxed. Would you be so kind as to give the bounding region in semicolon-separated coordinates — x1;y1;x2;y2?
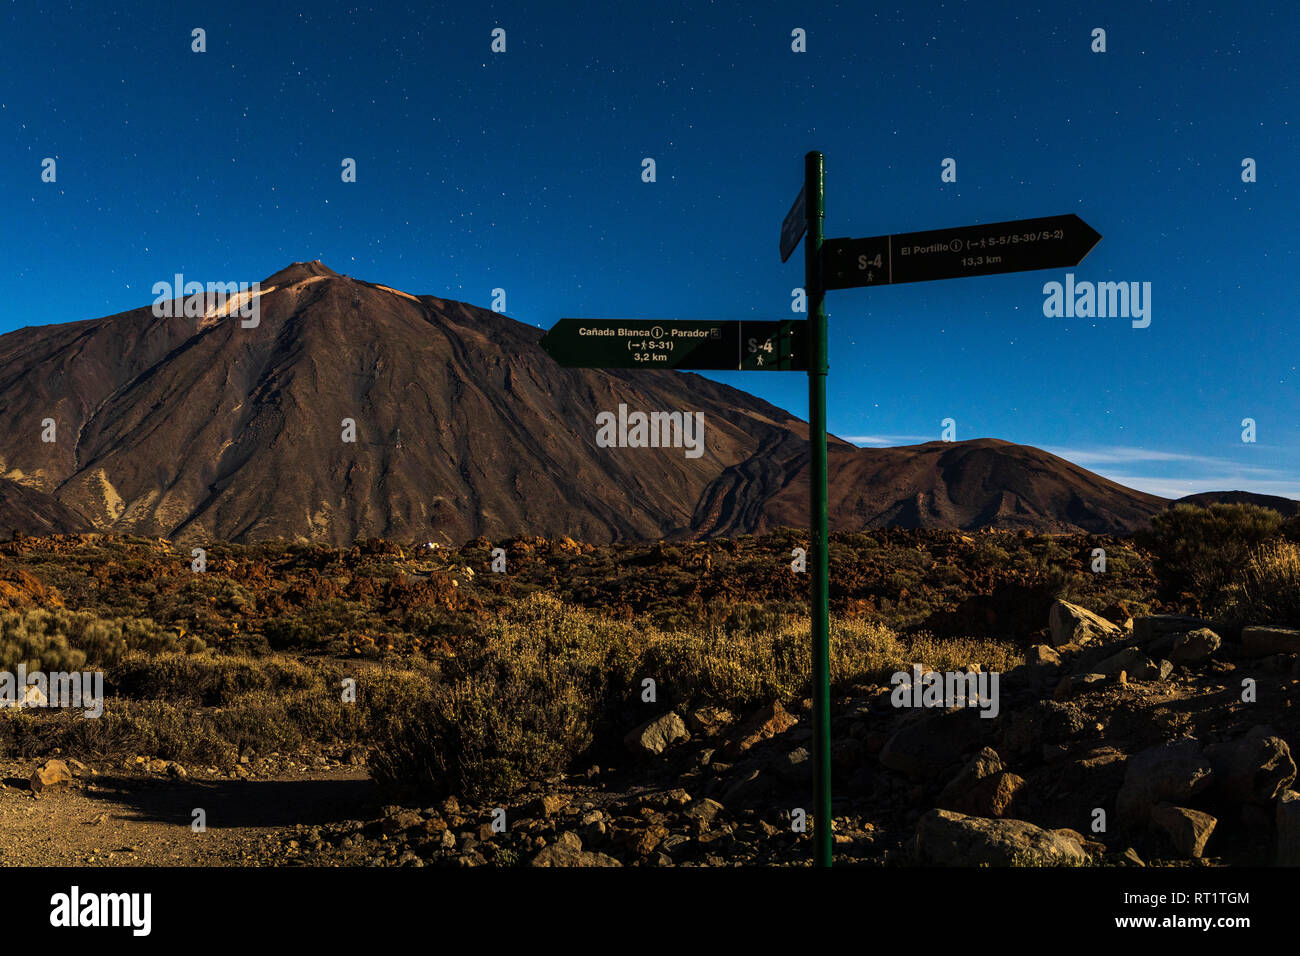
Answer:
0;477;91;538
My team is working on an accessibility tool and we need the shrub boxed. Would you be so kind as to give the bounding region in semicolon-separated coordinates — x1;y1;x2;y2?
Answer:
108;652;318;705
360;592;1023;801
365;594;629;799
1216;539;1300;630
0;608;198;671
1137;503;1282;609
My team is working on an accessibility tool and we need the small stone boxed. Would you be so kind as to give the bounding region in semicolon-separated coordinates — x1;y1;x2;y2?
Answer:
685;704;735;736
30;759;73;792
724;701;798;757
624;712;690;755
1054;672;1106;700
534;793;568;817
1027;645;1061;667
683;798;725;825
1170;628;1222;665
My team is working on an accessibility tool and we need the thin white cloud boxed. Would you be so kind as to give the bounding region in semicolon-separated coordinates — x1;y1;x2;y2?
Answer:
1108;475;1300;500
843;434;932;446
1043;445;1290;479
1040;444;1298;498
1043;445;1246;470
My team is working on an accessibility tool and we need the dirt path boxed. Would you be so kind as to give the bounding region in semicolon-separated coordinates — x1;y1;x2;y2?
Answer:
0;762;382;866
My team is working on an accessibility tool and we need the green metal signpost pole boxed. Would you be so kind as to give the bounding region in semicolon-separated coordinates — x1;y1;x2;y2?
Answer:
804;150;833;868
542;151;1100;875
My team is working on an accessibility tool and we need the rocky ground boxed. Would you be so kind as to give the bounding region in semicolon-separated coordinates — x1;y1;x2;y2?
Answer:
6;601;1297;867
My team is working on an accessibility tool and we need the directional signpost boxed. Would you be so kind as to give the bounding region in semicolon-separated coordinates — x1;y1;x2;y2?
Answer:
820;214;1102;289
540;318;807;371
542;151;1100;869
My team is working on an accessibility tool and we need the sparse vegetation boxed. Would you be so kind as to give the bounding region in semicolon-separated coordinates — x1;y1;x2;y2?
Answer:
365;591;1020;800
0;526;1154;800
1138;502;1282;610
1217;538;1300;631
0;607;202;671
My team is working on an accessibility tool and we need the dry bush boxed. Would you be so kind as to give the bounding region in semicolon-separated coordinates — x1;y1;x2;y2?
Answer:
364;592;1023;799
364;595;631;800
1138;503;1282;609
1216;539;1300;630
0;608;201;671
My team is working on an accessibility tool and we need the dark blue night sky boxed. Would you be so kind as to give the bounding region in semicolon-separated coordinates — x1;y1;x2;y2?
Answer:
2;1;1295;498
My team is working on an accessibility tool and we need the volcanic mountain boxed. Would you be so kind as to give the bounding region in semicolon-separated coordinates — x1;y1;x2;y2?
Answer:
0;262;1170;544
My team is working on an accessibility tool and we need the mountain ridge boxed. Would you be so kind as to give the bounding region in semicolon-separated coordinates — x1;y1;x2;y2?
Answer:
0;262;1267;544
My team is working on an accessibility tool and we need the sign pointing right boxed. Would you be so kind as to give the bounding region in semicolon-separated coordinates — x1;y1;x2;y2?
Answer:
820;213;1101;289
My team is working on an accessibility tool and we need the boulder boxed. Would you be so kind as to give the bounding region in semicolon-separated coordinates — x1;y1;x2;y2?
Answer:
1049;600;1121;648
879;706;992;781
1116;739;1214;823
1133;615;1209;647
1241;626;1300;658
914;809;1089;866
624;711;689;755
1150;803;1217;859
29;759;73;792
723;700;797;757
530;830;622;867
530;793;569;817
1170;628;1221;665
380;808;423;835
1088;646;1152;678
683;798;724;825
1205;727;1296;805
938;748;1024;818
979;772;1027;818
1027;644;1062;667
1053;672;1107;700
685;704;735;736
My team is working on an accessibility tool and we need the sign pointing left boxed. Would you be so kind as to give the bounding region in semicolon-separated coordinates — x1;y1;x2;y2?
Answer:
540;318;808;371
